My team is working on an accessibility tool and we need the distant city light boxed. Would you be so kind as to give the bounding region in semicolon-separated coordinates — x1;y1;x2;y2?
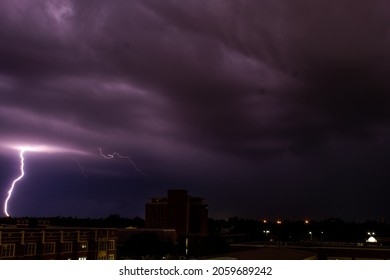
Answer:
262;219;267;224
276;220;282;224
304;219;310;224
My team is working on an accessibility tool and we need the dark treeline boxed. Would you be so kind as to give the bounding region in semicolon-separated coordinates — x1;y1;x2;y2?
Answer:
2;215;390;243
209;217;390;242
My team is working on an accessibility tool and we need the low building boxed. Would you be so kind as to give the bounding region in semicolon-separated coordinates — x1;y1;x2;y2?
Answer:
0;224;117;260
117;228;176;259
207;245;316;260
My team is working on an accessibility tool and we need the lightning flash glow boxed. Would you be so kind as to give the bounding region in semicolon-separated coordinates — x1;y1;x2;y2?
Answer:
2;144;143;216
2;143;89;217
99;147;146;176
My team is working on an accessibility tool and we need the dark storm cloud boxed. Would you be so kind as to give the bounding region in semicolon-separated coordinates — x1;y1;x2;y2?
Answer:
127;0;390;157
1;0;390;219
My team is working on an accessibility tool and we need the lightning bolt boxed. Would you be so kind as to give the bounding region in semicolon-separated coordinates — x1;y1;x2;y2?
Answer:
98;147;146;176
1;144;89;217
4;149;25;217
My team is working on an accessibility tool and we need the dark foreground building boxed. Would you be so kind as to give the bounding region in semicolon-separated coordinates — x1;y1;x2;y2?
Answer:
117;228;176;259
145;189;208;236
145;190;209;257
0;223;117;260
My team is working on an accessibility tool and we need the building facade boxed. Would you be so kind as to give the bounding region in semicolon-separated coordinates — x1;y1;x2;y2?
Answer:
145;189;208;236
0;224;117;260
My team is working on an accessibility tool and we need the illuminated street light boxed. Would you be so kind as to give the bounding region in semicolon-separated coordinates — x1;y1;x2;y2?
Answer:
367;236;377;243
304;219;309;224
309;231;313;240
263;230;270;238
366;232;377;243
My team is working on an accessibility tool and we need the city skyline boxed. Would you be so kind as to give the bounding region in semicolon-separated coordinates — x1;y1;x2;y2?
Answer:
1;1;390;220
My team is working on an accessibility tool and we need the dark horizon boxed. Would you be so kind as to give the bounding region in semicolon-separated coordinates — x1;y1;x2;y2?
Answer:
0;213;388;225
1;1;390;221
0;214;389;227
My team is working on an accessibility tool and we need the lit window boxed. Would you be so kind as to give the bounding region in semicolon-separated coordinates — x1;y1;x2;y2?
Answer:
80;241;88;251
78;257;87;260
1;244;15;258
108;254;115;260
24;243;37;256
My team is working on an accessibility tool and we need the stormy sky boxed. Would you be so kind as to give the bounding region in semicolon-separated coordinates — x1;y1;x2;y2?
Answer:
1;0;390;221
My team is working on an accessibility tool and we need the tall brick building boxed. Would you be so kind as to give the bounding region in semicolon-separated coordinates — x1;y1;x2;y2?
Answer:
145;190;208;236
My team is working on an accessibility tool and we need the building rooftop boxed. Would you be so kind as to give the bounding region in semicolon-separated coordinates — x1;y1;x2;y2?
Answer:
208;245;316;260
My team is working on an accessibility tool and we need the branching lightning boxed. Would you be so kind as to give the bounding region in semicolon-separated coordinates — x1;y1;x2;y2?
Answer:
4;149;25;217
2;144;145;217
98;147;146;176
